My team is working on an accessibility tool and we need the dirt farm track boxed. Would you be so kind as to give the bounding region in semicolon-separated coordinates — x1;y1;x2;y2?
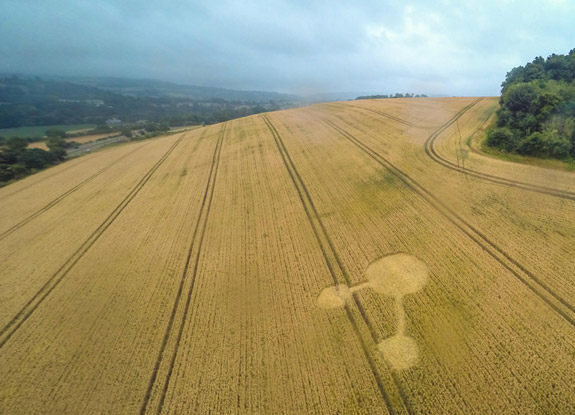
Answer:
1;97;575;414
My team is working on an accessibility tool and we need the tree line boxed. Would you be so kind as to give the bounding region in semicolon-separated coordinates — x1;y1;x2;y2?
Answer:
487;49;575;160
355;93;428;100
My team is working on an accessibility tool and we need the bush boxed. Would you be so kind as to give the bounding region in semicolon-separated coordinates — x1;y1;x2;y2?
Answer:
46;137;68;150
9;163;29;177
487;128;514;150
518;132;546;155
5;136;29;151
49;147;67;161
546;130;572;158
0;164;15;182
503;83;539;113
19;148;55;169
45;128;67;138
516;130;572;158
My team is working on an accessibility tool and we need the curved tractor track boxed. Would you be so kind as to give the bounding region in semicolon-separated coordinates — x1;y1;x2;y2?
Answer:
331;99;575;201
0;159;86;202
423;98;575;201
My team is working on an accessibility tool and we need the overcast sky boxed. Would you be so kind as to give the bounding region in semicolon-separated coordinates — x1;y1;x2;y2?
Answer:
1;0;574;96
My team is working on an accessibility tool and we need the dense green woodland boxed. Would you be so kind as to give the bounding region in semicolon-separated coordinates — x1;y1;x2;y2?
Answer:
488;49;575;160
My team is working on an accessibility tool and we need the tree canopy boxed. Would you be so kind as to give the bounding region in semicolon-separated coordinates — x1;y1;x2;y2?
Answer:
487;49;575;160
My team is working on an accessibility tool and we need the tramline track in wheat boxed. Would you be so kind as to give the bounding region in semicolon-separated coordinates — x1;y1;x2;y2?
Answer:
261;114;412;415
326;103;416;128
0;132;189;349
323;118;575;328
424;102;575;201
140;123;227;415
0;144;150;241
0;159;87;202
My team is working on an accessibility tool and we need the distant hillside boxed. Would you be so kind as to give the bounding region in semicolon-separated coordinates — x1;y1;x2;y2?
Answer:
487;49;575;160
0;75;294;129
56;77;299;102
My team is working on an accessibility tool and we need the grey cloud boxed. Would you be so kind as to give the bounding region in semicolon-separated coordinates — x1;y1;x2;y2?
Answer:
1;0;574;96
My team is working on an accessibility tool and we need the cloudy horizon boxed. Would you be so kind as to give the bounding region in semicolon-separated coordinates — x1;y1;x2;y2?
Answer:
2;0;574;97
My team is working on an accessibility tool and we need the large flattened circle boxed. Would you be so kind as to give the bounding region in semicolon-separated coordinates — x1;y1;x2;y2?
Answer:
366;253;428;297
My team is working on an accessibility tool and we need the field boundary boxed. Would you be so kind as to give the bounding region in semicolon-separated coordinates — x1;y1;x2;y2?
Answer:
139;123;227;415
0;132;190;349
261;114;412;415
323;118;575;329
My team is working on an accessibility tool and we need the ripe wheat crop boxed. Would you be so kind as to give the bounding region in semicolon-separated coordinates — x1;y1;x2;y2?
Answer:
1;99;574;414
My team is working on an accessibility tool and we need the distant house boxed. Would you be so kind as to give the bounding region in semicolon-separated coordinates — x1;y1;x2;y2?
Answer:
106;118;122;127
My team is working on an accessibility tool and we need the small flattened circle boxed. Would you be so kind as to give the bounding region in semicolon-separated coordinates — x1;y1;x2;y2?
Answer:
317;284;352;309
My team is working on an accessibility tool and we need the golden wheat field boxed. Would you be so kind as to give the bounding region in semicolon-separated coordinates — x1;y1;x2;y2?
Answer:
1;97;575;414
